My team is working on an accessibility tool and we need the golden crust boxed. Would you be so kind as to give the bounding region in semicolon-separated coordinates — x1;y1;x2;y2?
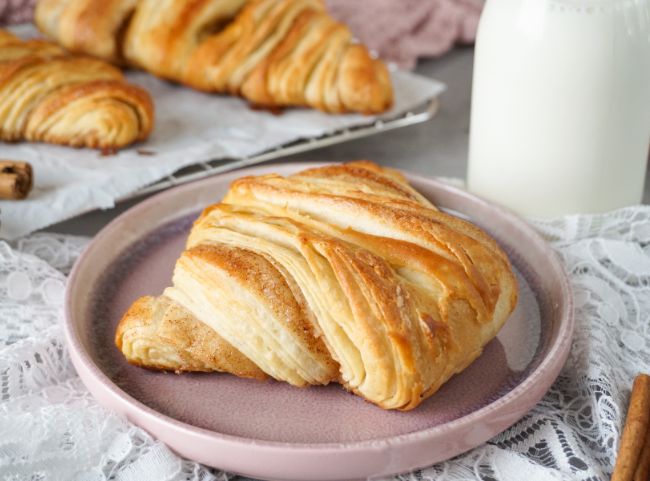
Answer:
166;243;339;386
115;295;267;379
0;31;66;62
124;0;250;81
35;0;139;63
337;44;393;115
35;0;393;114
0;30;153;149
116;161;518;411
25;79;154;148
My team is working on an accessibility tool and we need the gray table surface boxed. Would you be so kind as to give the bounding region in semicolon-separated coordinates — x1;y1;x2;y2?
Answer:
45;47;650;237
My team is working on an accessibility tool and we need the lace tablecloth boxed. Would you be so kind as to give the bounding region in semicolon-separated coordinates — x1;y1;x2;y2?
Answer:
2;207;649;481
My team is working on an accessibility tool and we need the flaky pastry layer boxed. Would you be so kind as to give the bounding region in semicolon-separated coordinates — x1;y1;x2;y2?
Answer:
0;30;153;149
115;161;518;411
35;0;393;114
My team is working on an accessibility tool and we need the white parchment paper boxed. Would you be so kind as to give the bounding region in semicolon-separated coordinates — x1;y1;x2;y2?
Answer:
0;56;444;239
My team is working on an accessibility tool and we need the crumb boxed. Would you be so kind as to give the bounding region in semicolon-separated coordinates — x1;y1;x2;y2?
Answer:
249;103;284;116
137;149;156;156
100;147;117;156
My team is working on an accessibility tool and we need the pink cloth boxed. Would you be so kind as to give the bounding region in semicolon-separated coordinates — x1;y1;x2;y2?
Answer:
0;0;35;25
326;0;483;69
0;0;482;68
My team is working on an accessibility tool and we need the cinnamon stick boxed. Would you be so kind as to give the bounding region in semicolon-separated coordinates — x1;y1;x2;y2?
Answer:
0;160;32;200
633;419;650;481
612;374;650;481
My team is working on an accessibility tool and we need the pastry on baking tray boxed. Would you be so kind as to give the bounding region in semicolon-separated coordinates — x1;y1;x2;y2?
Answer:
0;30;153;150
115;161;518;411
35;0;393;114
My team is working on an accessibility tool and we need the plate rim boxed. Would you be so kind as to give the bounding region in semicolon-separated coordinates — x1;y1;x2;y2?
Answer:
64;162;574;458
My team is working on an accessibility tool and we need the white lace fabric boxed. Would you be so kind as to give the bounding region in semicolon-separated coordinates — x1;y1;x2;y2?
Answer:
1;207;649;481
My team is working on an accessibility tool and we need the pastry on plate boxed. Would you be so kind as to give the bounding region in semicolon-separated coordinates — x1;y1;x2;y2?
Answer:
35;0;393;114
115;161;518;411
0;30;153;150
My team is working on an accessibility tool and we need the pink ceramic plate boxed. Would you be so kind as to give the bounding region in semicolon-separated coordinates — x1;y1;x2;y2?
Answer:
65;163;573;481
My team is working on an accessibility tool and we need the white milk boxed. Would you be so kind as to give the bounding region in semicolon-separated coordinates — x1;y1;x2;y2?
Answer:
468;0;650;218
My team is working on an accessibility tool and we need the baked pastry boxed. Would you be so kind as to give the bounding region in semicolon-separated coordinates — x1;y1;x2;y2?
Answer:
115;161;518;411
35;0;393;114
0;30;153;149
116;295;266;379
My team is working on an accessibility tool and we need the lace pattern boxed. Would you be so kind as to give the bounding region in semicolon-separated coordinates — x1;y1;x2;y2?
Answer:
1;207;649;480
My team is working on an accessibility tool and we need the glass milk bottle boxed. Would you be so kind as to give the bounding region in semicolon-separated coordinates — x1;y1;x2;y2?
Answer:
467;0;650;218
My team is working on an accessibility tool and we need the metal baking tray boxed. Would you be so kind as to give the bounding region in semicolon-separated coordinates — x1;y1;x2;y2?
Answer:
120;97;439;201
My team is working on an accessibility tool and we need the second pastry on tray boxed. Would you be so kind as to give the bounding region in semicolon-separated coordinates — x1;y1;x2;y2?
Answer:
35;0;394;114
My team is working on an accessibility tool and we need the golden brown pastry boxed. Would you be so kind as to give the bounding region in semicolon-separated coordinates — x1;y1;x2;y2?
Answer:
34;0;139;63
35;0;393;114
116;295;267;379
115;161;518;411
0;30;153;149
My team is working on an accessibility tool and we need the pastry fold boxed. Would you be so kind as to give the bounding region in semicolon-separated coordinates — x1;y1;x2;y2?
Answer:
116;295;266;379
35;0;393;114
115;161;518;411
0;30;153;149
